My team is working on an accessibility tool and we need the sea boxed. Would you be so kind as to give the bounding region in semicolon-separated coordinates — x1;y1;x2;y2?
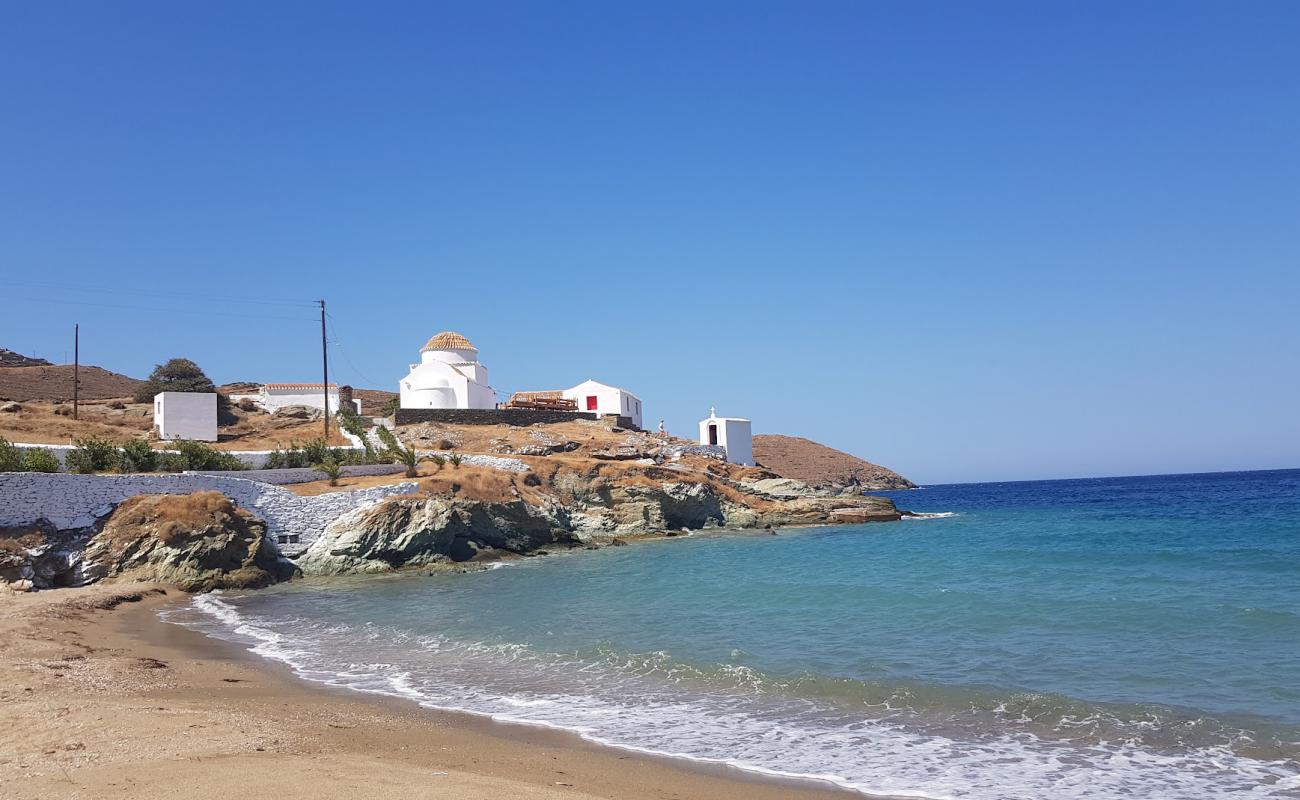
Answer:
166;468;1300;799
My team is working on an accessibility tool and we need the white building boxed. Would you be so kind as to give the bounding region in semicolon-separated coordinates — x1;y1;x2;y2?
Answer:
562;379;643;428
399;331;496;410
699;408;753;466
154;392;218;442
229;383;341;414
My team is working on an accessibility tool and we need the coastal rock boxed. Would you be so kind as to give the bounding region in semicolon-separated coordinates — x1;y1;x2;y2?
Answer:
737;477;832;499
297;495;564;575
81;491;298;591
0;521;89;589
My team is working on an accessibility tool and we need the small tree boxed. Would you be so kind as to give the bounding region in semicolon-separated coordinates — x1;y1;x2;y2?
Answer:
315;455;343;486
377;426;419;478
448;453;463;469
133;358;216;403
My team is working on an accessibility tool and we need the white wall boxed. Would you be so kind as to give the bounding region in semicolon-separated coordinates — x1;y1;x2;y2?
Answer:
699;417;754;466
400;359;495;410
261;389;340;413
155;392;218;442
562;381;643;428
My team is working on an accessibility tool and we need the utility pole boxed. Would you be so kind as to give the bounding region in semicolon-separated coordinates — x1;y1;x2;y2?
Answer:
73;324;79;420
319;300;329;440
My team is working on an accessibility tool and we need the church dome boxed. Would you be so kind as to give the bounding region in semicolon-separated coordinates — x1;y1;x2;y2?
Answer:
421;331;477;352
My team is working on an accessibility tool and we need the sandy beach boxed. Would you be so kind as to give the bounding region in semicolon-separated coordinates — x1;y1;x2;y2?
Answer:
0;585;859;800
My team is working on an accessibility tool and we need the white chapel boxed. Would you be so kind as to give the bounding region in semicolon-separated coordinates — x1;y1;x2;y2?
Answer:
399;331;496;410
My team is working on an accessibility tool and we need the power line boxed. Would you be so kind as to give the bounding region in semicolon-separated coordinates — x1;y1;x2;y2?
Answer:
6;279;317;308
6;294;319;323
326;312;382;388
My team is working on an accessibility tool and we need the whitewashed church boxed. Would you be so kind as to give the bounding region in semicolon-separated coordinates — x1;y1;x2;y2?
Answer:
399;331;496;410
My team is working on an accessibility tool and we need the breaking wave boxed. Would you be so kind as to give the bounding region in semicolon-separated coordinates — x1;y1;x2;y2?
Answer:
167;593;1300;800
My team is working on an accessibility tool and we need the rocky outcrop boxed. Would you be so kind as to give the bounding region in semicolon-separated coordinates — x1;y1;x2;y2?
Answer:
81;492;298;591
272;405;324;421
297;495;565;575
297;474;904;575
737;477;835;499
0;521;89;590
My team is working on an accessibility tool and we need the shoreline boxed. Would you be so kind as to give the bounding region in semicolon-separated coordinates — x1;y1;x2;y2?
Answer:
1;584;883;800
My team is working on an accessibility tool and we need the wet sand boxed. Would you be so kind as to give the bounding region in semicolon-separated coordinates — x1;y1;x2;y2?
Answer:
1;584;865;800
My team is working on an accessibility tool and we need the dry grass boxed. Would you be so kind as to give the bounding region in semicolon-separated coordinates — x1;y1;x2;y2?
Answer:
0;398;349;449
98;492;250;545
752;434;915;488
0;364;143;402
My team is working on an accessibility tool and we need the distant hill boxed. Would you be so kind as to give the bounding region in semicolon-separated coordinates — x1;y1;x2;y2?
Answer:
0;348;52;368
0;364;145;402
753;434;916;490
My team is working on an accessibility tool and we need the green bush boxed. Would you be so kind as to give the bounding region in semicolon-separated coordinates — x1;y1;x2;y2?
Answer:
165;440;246;471
301;437;330;466
21;448;62;473
337;406;366;437
119;438;159;472
157;451;190;473
67;437;122;473
0;438;21;472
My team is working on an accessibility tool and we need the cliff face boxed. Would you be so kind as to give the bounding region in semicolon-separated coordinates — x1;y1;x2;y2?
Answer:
298;469;903;576
752;435;916;490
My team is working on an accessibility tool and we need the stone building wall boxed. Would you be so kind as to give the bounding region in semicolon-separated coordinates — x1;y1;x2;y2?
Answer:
394;408;600;426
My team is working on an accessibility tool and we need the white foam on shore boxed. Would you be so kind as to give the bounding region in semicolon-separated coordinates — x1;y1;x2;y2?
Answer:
168;595;1300;800
903;512;958;520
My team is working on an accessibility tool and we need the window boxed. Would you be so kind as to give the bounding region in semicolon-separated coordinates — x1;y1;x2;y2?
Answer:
586;395;598;411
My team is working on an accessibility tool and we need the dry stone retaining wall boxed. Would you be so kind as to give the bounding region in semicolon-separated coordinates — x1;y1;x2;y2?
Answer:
394;408;600;426
0;473;418;557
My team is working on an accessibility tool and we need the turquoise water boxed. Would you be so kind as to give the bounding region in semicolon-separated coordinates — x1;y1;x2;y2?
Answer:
170;469;1300;798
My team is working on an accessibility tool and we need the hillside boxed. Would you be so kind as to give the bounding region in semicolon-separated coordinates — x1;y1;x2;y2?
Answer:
752;434;916;490
0;364;144;402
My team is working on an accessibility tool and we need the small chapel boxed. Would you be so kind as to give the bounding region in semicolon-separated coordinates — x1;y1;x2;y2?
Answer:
399;331;496;410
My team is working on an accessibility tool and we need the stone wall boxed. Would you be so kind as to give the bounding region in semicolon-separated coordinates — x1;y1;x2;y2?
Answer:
0;473;418;557
185;463;407;485
394;408;600;426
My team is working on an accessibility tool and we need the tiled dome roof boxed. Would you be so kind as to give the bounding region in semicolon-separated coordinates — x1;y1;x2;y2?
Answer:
421;331;477;352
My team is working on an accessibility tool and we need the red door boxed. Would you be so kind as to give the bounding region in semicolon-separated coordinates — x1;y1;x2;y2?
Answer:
586;395;599;411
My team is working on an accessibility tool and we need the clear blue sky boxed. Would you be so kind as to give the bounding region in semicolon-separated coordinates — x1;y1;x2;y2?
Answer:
2;1;1297;484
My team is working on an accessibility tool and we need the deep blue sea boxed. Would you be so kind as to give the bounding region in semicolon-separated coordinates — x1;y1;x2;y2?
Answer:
169;469;1300;799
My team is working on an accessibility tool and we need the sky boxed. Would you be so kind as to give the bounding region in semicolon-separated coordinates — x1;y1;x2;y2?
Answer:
2;1;1298;484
